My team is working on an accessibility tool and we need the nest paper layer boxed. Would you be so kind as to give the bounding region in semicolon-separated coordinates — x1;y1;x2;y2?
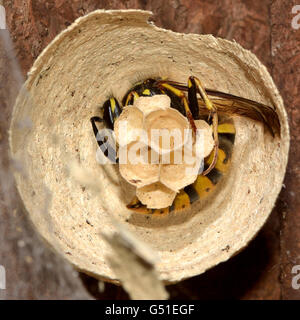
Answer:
9;10;289;283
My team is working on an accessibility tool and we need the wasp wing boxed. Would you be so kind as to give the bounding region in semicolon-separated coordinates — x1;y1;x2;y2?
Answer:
198;98;280;136
158;80;280;136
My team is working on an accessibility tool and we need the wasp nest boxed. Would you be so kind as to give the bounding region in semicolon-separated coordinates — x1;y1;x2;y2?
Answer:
115;95;214;208
10;10;289;283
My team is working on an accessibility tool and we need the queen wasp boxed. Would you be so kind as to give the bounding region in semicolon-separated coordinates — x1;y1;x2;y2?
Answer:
91;76;280;215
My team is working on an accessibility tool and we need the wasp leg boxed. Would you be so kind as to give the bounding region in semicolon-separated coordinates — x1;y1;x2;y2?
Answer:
103;98;122;130
90;97;122;162
124;90;140;106
157;82;197;136
90;116;118;163
188;76;219;176
187;77;200;120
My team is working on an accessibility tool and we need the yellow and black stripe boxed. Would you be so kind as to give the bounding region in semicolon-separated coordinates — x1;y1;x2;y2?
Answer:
122;78;164;106
102;97;122;130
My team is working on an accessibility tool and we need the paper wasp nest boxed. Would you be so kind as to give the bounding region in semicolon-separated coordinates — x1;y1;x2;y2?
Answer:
115;95;214;208
10;10;289;283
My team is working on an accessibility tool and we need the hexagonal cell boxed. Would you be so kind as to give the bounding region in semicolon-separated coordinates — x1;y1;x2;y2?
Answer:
136;182;177;209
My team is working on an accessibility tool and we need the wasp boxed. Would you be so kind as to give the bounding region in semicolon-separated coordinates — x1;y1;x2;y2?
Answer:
90;76;280;215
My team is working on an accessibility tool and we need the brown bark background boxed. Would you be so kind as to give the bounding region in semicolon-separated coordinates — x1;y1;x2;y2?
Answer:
0;0;299;299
